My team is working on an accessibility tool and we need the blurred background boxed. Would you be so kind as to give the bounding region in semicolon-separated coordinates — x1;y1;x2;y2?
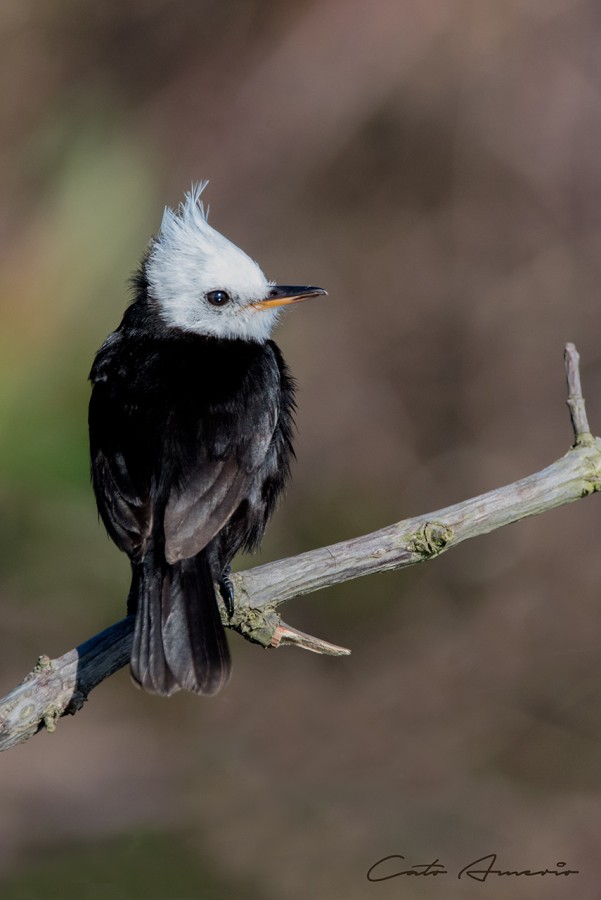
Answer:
1;0;601;897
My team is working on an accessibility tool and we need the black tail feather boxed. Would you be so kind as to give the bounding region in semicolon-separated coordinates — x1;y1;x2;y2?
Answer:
129;552;231;696
130;562;179;696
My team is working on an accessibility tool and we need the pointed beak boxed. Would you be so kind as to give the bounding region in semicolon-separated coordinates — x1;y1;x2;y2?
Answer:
251;285;327;310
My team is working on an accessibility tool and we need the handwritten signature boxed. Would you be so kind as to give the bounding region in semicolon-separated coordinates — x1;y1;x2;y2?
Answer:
367;853;579;883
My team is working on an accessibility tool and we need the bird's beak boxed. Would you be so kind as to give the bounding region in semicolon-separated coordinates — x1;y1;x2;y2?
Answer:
251;285;327;310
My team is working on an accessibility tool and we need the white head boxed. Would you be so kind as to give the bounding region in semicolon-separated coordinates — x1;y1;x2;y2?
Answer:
145;183;325;342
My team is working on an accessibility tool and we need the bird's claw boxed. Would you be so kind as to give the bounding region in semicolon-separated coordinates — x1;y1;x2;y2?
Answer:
218;568;235;619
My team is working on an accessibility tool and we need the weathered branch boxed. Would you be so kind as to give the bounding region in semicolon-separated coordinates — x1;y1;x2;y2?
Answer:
1;343;599;751
564;342;592;443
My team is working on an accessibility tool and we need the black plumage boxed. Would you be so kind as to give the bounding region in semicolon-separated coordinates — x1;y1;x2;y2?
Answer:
89;271;297;696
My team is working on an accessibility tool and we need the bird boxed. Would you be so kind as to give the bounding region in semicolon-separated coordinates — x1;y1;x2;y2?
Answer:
88;183;326;697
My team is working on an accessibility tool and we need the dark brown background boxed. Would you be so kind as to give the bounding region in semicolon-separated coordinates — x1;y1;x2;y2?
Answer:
0;1;600;897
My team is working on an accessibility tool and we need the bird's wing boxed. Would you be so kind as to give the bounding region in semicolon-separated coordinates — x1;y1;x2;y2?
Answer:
89;379;153;563
163;398;278;564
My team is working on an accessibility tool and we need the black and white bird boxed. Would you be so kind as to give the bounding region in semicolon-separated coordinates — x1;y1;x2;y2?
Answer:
88;183;325;696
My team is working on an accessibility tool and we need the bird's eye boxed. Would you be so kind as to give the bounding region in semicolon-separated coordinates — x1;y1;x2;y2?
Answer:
206;290;231;307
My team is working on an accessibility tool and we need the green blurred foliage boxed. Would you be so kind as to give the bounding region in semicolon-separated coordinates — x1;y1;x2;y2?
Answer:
0;830;264;900
0;119;157;616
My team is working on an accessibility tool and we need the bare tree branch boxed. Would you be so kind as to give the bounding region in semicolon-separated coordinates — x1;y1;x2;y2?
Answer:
1;343;599;751
565;342;592;442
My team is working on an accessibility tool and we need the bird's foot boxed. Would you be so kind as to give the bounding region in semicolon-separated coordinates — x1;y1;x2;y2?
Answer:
218;567;235;619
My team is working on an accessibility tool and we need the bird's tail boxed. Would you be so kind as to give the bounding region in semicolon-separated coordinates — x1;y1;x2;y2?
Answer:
129;551;231;696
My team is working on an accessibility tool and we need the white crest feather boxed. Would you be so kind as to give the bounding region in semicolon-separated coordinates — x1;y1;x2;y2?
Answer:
146;183;279;341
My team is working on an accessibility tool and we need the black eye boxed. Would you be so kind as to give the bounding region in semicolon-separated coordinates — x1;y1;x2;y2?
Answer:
206;290;231;307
